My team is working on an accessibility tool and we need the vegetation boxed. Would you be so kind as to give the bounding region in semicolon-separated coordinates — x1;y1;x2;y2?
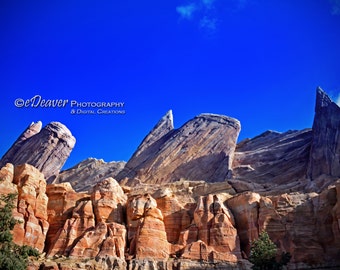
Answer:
249;230;291;270
0;193;40;270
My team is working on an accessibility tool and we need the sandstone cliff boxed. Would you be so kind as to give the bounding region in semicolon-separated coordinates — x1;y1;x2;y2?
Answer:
1;162;340;269
0;121;75;183
0;163;48;252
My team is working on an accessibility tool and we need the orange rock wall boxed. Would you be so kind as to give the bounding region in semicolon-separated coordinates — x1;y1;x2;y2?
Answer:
1;163;340;269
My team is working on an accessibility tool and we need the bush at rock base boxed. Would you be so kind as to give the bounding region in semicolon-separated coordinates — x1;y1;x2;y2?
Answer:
249;231;291;270
0;193;40;270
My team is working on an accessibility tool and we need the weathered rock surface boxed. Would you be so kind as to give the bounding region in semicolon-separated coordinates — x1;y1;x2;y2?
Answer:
0;163;48;252
0;121;75;183
55;158;126;192
46;177;127;261
4;87;340;269
45;182;90;255
1;162;340;269
230;87;340;195
226;183;340;268
117;112;241;185
307;87;340;179
181;194;241;262
232;129;313;194
126;194;170;260
92;177;127;224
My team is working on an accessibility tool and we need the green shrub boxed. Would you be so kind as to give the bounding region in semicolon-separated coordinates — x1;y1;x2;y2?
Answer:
249;230;291;270
0;193;40;270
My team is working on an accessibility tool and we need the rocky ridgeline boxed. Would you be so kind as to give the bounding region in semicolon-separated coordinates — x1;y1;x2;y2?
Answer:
54;158;126;192
0;87;340;269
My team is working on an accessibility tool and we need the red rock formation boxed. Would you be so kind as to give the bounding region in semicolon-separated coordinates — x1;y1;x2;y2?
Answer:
45;182;90;255
91;177;127;224
47;199;95;257
0;163;17;194
155;193;189;244
188;194;241;262
0;163;49;252
11;164;49;252
3;88;340;269
46;178;127;261
226;192;261;256
126;194;170;260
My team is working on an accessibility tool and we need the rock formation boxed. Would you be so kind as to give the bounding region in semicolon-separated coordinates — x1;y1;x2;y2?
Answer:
45;182;90;255
307;87;340;179
54;158;126;192
0;121;75;183
46;177;127;263
232;129;312;194
126;194;169;260
117;112;241;185
0;163;48;252
2;87;340;269
1;161;340;269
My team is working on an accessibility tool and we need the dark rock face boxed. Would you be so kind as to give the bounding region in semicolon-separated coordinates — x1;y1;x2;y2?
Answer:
0;121;42;166
0;121;75;183
232;129;313;193
307;87;340;179
54;158;126;192
117;112;241;186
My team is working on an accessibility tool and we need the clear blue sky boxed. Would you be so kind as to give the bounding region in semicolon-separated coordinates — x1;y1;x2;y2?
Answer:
1;0;340;169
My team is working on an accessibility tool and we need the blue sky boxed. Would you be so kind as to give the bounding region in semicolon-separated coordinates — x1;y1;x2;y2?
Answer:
1;0;340;169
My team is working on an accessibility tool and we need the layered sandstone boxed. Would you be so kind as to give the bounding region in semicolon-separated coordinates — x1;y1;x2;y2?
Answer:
1;163;340;269
0;121;75;183
126;194;170;259
55;158;126;192
0;163;48;252
117;112;241;185
46;177;127;261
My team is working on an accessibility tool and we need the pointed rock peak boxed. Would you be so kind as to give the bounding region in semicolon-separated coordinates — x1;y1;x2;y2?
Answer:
307;87;340;179
154;109;174;131
20;121;42;142
315;86;336;111
134;110;174;155
29;121;42;133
